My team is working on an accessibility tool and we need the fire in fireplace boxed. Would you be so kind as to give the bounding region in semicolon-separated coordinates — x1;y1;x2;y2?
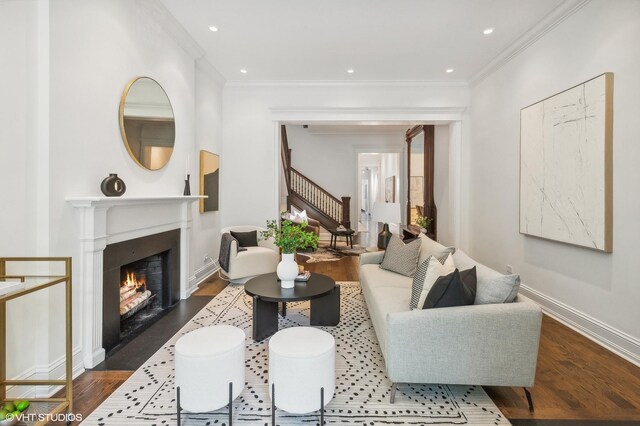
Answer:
118;253;168;343
120;271;153;319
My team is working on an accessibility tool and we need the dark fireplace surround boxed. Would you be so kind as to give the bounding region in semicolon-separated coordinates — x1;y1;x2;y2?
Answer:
102;229;181;354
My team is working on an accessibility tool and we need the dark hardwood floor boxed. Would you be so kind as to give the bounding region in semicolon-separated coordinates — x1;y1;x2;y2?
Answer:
54;255;640;425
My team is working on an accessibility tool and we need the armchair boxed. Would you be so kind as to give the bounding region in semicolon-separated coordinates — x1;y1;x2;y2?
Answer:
219;226;279;284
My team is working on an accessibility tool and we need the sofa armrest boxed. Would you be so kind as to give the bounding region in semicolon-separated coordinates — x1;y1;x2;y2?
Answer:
359;251;385;266
385;297;542;386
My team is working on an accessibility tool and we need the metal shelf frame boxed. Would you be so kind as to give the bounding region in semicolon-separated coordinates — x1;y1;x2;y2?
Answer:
0;257;72;425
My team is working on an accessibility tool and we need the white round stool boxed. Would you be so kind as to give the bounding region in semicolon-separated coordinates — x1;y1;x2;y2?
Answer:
175;325;245;420
268;327;335;414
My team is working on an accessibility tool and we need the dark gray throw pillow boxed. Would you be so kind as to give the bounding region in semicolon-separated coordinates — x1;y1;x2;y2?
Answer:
423;267;477;309
230;230;258;248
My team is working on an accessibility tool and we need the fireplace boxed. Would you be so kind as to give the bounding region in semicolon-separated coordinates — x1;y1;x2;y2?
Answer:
102;229;180;354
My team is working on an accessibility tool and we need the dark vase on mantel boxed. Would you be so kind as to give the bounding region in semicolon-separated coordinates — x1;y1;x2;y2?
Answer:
100;173;126;197
183;174;191;196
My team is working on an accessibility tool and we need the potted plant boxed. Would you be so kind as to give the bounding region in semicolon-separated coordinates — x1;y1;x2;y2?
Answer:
261;217;319;288
415;215;432;234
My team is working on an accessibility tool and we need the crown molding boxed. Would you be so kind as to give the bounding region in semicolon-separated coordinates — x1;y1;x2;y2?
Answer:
468;0;591;87
141;0;203;59
196;57;227;87
269;106;466;123
225;80;468;88
141;1;226;86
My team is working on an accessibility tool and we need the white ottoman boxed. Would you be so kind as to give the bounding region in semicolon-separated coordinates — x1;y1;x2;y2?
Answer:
175;325;245;416
268;327;335;414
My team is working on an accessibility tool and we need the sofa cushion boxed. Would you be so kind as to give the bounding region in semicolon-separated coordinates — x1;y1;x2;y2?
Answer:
360;264;412;292
453;249;521;304
416;254;456;310
417;233;455;265
410;254;448;310
379;236;421;277
365;286;411;358
423;267;477;309
230;230;258;247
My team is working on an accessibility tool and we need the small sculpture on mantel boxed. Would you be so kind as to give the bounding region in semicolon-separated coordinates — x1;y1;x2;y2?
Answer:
183;174;191;196
100;173;126;197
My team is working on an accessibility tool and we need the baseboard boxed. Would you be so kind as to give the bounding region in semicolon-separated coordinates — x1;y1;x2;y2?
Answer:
7;345;85;398
519;284;640;367
188;260;220;296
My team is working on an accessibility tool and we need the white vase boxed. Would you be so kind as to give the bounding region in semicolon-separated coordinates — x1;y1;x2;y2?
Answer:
277;253;298;288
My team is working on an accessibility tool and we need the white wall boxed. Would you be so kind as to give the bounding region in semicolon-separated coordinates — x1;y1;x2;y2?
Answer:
468;0;640;362
222;84;469;229
0;0;224;392
287;126;403;223
0;0;48;391
193;62;224;274
434;126;451;244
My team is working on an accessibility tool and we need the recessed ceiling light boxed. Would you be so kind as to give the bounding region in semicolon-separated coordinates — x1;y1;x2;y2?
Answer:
240;69;247;74
209;26;219;32
483;27;494;35
347;69;355;74
446;68;454;73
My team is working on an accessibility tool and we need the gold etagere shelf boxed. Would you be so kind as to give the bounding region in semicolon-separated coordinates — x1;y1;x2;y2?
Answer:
0;257;72;425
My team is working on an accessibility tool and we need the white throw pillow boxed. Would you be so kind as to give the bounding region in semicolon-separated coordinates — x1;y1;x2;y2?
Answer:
416;254;456;309
417;233;455;265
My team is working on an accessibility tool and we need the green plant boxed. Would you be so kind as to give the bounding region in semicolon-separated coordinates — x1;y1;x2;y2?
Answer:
415;215;432;230
261;217;319;254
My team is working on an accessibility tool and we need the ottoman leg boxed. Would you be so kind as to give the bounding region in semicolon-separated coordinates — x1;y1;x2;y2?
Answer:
390;383;398;403
253;296;278;341
271;383;276;426
176;386;181;426
228;382;233;426
320;387;325;425
310;285;340;326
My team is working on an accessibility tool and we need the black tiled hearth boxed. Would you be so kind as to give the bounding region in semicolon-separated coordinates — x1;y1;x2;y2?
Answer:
92;294;213;371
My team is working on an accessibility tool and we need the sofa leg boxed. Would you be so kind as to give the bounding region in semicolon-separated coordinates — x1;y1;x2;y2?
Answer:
390;383;398;404
523;387;534;412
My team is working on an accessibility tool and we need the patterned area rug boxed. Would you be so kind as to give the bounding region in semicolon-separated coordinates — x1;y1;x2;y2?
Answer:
297;243;369;263
84;282;510;425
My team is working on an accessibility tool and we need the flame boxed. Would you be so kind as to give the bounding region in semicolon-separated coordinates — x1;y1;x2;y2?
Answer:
121;271;146;291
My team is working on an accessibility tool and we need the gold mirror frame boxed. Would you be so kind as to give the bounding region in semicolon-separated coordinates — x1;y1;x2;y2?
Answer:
200;150;220;213
119;77;176;170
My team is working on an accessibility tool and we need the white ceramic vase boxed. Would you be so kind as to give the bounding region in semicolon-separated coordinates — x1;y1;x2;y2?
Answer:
277;253;298;288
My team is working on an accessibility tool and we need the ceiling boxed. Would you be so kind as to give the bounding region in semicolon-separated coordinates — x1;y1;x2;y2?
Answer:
160;0;565;82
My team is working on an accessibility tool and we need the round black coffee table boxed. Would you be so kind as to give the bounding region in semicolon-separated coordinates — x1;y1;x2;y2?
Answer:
245;272;340;341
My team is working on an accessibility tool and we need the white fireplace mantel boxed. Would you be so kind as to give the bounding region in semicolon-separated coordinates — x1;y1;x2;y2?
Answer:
66;195;205;368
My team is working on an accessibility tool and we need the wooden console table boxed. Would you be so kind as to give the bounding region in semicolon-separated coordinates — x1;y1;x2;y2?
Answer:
402;224;436;241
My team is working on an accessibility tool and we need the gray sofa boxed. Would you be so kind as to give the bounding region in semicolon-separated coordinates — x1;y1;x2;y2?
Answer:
359;248;542;406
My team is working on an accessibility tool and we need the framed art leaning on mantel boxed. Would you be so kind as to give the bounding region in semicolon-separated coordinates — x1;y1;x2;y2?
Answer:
519;72;613;252
200;150;220;213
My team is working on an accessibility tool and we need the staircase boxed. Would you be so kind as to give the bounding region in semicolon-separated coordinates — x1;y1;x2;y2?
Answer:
281;125;351;230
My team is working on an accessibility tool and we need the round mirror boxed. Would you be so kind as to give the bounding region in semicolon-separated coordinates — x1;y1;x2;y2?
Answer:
119;77;175;170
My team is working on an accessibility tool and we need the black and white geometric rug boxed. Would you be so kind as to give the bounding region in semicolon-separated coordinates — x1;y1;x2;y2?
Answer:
84;282;510;425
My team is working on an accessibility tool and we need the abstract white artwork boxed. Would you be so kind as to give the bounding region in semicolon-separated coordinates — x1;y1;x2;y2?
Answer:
520;73;613;252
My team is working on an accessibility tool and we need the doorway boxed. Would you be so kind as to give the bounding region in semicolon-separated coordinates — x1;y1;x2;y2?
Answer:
357;152;400;246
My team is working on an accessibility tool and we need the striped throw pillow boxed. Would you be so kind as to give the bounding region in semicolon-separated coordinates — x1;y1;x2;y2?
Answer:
410;253;452;310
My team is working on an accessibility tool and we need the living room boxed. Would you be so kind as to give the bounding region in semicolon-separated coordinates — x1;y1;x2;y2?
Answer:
1;0;639;425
